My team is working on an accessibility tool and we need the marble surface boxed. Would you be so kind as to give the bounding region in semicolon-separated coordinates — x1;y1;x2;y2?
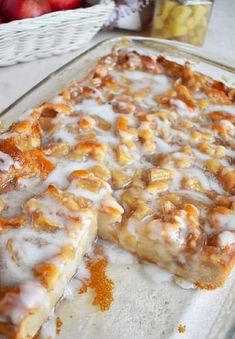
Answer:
0;0;234;112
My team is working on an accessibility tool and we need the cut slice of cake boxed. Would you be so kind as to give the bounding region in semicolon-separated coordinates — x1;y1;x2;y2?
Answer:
0;183;97;338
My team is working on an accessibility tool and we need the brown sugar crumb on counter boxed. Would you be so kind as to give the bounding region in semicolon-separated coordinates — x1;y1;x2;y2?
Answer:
56;316;63;335
79;246;114;311
194;282;217;290
178;324;186;333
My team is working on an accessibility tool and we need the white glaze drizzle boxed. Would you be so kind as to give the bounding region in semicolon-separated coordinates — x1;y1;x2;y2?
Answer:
0;151;14;172
218;231;235;247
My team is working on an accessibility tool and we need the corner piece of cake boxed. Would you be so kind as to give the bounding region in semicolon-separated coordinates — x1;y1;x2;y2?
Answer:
0;182;97;338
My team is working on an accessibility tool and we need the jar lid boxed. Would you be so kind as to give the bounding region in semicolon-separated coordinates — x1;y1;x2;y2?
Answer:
178;0;213;4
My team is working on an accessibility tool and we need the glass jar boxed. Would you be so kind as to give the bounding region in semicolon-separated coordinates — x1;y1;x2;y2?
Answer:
151;0;213;46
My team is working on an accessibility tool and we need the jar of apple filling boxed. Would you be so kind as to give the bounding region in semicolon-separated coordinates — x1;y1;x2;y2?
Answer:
151;0;213;46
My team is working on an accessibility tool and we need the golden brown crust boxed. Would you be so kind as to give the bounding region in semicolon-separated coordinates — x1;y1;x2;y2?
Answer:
0;119;43;193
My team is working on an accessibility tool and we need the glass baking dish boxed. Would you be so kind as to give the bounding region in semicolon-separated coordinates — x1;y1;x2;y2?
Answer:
0;37;235;339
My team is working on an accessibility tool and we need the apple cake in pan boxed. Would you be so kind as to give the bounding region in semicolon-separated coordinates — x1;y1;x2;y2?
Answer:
0;47;234;338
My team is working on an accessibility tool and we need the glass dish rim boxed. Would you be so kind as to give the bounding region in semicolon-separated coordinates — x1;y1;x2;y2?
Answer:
1;35;235;121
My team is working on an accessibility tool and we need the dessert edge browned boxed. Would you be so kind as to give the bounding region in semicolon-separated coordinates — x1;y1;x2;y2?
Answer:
0;46;235;338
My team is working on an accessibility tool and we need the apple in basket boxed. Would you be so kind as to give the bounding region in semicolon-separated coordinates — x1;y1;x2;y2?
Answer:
1;0;52;21
48;0;83;10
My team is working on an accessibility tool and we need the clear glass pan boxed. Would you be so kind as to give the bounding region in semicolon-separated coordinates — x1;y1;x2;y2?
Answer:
0;37;235;339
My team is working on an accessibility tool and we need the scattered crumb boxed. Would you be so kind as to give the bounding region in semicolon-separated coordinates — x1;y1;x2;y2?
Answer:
56;316;63;335
0;199;6;212
69;315;73;319
178;324;186;334
195;281;215;290
79;244;114;311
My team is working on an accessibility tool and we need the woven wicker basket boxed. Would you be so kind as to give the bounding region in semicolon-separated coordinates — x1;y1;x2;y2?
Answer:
0;2;114;66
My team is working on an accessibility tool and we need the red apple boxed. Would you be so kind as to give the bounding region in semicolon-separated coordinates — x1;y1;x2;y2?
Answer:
1;0;52;22
48;0;82;11
0;15;3;23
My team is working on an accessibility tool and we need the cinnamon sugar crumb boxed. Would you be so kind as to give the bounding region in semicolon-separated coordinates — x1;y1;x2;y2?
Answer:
178;324;186;333
79;245;114;311
195;282;215;290
56;316;63;335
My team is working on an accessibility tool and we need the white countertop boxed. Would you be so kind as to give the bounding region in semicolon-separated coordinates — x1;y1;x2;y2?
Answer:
0;0;234;113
